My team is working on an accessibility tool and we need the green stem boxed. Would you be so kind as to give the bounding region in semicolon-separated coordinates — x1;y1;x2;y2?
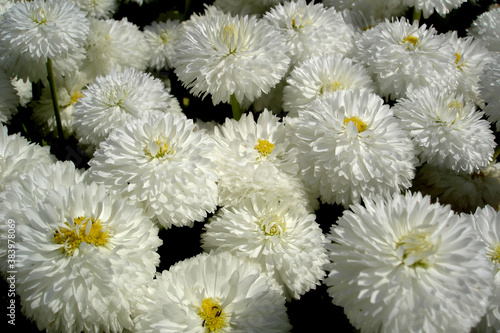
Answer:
182;0;191;20
412;7;422;24
230;94;241;121
46;58;65;141
493;144;500;162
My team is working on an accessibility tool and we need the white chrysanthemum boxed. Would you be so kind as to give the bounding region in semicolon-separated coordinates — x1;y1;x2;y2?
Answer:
322;0;407;22
282;53;375;117
87;112;218;229
286;90;417;208
468;6;500;53
173;8;290;105
402;0;467;18
412;162;500;214
133;251;292;333
471;205;500;333
73;67;181;154
214;0;283;17
68;0;117;19
0;160;84;274
213;109;317;211
479;54;500;130
5;182;161;333
31;70;91;137
202;196;329;300
143;20;182;71
263;0;356;65
0;0;89;83
0;125;56;193
0;69;18;123
393;87;495;174
82;18;149;80
326;191;493;333
354;17;458;100
445;31;493;106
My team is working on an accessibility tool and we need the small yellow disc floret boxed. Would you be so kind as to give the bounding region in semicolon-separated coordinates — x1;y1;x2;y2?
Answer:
254;139;275;158
344;117;367;133
198;298;227;332
53;216;109;256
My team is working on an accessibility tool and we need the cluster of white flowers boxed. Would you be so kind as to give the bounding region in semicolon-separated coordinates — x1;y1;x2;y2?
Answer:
1;0;500;332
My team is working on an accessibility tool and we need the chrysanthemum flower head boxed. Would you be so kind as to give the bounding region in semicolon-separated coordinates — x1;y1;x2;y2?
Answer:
82;17;149;80
0;125;56;193
87;111;219;229
402;0;467;19
0;69;18;123
73;67;181;154
393;87;495;174
143;20;182;71
133;251;292;332
354;17;458;100
286;90;417;208
412;162;500;214
0;0;89;83
468;6;500;53
68;0;117;19
471;205;500;333
213;109;318;211
263;0;356;65
282;53;375;117
8;182;162;332
173;7;290;105
202;196;329;300
326;191;494;333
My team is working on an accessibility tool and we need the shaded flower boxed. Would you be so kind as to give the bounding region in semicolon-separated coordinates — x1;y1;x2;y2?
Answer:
402;0;467;19
143;20;182;71
467;6;500;53
0;69;18;123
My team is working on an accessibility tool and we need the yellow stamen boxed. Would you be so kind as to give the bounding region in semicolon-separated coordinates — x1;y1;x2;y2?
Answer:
198;298;226;332
260;214;286;238
70;91;83;105
145;137;174;158
53;216;109;256
254;139;275;158
344;117;367;133
403;35;419;46
488;243;500;266
396;229;438;269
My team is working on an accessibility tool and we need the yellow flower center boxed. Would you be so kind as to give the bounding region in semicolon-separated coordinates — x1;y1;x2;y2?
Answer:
32;8;48;25
221;24;239;54
344;117;367;133
260;214;286;238
53;216;109;256
145;137;174;158
291;13;312;30
403;35;419;46
198;298;226;332
396;228;438;269
319;81;345;94
160;32;169;43
70;91;84;105
488;243;500;266
254;139;274;158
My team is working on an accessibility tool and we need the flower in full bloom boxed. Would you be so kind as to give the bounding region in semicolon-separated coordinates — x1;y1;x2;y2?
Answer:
82;17;149;80
213;0;284;17
0;125;56;193
202;196;329;300
0;69;18;123
0;0;89;83
73;67;181;154
467;6;500;53
282;53;375;117
402;0;467;18
31;70;91;137
412;162;500;214
354;17;458;100
212;109;317;211
392;87;495;174
445;31;493;105
286;90;417;208
326;191;493;333
133;251;292;332
173;7;290;105
87;112;219;229
7;182;162;332
263;0;356;65
479;54;500;130
471;205;500;333
143;20;182;71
